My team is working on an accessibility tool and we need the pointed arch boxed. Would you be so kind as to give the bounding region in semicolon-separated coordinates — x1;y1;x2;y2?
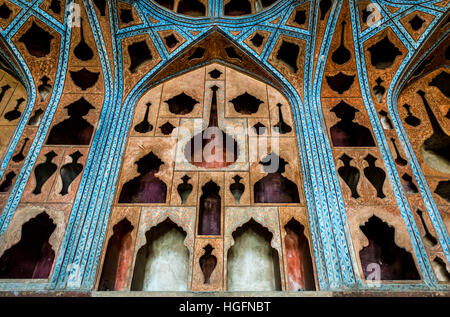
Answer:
90;26;326;291
226;218;282;291
0;205;66;279
388;12;450;266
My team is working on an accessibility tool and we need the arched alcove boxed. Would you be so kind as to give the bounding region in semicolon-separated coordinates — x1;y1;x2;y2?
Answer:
284;218;315;291
198;180;221;235
0;212;55;279
227;219;282;291
98;218;134;291
359;216;420;281
131;218;189;291
0;205;66;280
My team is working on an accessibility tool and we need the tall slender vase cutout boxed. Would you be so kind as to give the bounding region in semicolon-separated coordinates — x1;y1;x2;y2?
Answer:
331;21;351;65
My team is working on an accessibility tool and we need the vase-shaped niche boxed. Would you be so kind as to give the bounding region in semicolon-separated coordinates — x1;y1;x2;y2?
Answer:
363;154;386;199
118;151;167;203
131;219;189;291
184;86;239;168
199;244;217;284
254;152;300;203
32;151;58;195
177;175;193;205
229;175;245;204
338;153;360;199
134;102;153;133
329;100;375;147
0;212;55;279
331;21;351;65
74;18;94;61
59;151;83;196
46;97;95;145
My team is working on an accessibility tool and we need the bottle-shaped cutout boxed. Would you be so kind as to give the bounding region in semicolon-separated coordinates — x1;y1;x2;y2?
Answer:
184;85;239;168
134;102;153;133
390;138;407;166
363;154;386;199
74;18;94;61
373;77;385;103
38;76;52;102
331;21;351;65
418;90;450;168
0;171;16;192
273;103;292;134
379;110;393;130
12;137;29;162
402;173;418;194
229;175;245;204
32;151;57;195
59;151;83;196
416;209;438;247
403;104;421;127
28;108;44;126
177;175;193;205
0;84;10;103
4;97;25;121
199;244;217;284
338;154;360;199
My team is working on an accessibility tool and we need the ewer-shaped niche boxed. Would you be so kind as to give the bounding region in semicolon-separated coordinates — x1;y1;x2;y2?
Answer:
184;85;239;169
